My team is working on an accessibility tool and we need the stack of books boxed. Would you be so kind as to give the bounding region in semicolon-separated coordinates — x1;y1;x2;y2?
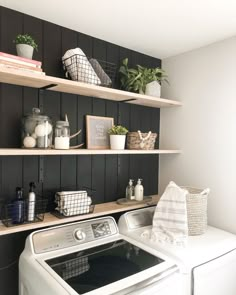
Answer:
0;52;45;75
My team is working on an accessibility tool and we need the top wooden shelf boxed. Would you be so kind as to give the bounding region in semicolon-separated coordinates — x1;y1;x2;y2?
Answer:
0;67;182;108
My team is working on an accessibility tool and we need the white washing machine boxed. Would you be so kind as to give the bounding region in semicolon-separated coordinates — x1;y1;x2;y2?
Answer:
118;207;236;295
19;216;182;295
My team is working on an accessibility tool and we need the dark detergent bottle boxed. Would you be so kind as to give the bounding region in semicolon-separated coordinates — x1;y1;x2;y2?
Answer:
12;187;24;224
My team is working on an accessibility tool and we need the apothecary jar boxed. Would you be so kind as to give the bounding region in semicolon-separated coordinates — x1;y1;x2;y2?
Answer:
54;121;70;149
22;108;53;149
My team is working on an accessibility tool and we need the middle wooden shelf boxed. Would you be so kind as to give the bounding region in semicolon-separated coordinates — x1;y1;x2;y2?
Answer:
0;148;181;156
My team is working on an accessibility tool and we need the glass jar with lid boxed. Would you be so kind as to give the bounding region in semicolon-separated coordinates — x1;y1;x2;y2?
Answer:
54;121;70;149
22;108;53;149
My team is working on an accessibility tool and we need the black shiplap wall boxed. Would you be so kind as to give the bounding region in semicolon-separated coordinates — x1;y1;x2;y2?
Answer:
0;6;161;295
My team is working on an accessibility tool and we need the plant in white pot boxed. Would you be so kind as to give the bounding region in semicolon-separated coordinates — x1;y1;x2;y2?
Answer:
108;125;128;150
119;58;169;98
14;34;38;59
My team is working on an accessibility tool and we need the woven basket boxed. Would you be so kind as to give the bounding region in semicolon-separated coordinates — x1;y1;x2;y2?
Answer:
127;131;157;150
183;187;210;236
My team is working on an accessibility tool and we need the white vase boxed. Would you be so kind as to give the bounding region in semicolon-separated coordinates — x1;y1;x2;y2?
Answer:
16;44;34;59
145;81;161;98
110;135;126;150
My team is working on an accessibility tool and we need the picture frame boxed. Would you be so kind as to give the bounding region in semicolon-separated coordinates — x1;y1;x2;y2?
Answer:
86;115;114;149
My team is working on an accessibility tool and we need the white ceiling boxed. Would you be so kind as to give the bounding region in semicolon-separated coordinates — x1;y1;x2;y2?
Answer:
1;0;236;59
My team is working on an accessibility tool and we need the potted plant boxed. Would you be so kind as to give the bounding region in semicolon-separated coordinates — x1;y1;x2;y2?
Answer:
108;125;128;150
14;34;38;59
119;58;168;97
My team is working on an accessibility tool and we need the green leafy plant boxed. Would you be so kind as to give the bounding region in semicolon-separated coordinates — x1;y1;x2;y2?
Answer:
119;58;168;94
14;34;38;51
108;125;128;135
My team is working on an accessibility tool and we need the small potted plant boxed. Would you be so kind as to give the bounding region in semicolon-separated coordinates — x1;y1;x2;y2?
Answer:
14;34;38;59
108;125;128;150
119;58;168;98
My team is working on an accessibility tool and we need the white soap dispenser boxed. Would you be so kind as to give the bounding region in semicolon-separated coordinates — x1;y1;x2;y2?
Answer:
135;179;144;201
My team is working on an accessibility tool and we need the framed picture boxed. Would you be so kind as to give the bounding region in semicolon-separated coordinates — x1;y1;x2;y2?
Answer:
86;115;114;149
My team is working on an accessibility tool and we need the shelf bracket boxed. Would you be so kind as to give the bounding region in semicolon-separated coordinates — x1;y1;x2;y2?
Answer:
40;84;58;90
119;98;137;103
39;155;44;183
38;84;57;111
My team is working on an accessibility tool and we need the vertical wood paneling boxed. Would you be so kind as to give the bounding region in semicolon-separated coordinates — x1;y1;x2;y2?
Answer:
23;14;43;62
117;103;131;197
93;37;106;60
119;46;132;69
42;81;61;210
43;22;62;77
78;33;93;56
43;156;60;210
0;7;161;295
60;26;78;190
1;157;23;202
0;84;23;147
61;93;77;190
91;98;106;204
105;101;118;202
77;96;92;191
106;42;120;88
23;156;40;193
92;39;107;204
0;7;23;54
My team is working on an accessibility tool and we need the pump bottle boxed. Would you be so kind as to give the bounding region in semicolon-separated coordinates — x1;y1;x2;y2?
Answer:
28;182;36;222
12;187;24;224
135;179;144;201
126;179;135;200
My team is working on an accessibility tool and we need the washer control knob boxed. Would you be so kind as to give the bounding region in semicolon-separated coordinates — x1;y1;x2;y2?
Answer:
74;229;86;241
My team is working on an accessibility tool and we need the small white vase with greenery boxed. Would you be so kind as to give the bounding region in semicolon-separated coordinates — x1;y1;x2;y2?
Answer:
119;58;168;97
14;34;38;59
108;125;128;150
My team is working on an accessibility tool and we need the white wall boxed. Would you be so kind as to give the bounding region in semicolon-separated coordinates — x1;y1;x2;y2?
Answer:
160;37;236;234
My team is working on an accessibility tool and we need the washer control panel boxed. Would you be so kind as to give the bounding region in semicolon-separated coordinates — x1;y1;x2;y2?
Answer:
91;221;111;238
32;217;118;254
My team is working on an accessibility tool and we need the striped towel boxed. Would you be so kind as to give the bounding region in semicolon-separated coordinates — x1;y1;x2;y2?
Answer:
151;181;188;246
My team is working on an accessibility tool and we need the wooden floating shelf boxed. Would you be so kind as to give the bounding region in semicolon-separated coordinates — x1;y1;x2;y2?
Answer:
0;67;182;108
0;148;181;156
0;195;160;236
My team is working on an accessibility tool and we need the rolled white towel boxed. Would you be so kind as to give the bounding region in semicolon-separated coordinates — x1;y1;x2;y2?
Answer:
62;48;101;85
59;196;92;210
62;206;90;216
55;191;90;208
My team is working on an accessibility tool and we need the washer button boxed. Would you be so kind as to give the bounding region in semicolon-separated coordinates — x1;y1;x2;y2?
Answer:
74;230;86;241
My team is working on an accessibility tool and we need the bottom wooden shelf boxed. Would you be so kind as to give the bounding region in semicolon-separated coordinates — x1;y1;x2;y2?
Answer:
0;195;160;236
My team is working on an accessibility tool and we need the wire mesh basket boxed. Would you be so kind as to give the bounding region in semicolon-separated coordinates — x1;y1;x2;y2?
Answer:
1;198;47;227
62;54;116;87
52;191;95;219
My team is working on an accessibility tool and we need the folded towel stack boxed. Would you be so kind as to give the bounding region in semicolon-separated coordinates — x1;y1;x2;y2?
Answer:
55;191;92;217
151;181;188;247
